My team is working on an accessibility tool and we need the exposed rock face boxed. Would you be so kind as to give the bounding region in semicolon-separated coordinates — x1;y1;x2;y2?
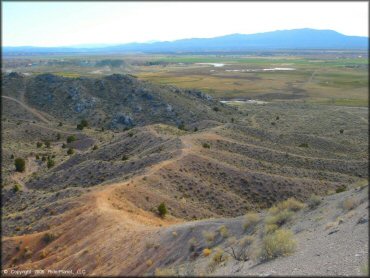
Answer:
111;113;134;128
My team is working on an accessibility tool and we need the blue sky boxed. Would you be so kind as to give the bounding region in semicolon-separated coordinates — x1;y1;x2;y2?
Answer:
3;1;368;47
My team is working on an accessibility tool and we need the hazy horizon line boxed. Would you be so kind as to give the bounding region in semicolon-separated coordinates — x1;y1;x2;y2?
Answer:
3;27;368;48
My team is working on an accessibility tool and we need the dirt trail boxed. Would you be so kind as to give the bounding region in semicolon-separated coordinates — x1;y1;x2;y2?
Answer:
2;95;51;124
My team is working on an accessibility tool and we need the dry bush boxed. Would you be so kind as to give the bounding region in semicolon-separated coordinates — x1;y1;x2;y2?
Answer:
146;259;153;266
212;247;227;263
264;224;279;234
243;212;260;231
218;225;229;238
307;194;322;209
154;267;176;276
188;237;198;251
225;235;255;262
265;209;294;227
276;198;305;212
341;197;360;211
261;229;296;260
202;230;216;244
203;248;212;257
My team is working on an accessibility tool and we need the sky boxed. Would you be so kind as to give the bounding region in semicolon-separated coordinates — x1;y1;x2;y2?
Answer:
2;1;369;47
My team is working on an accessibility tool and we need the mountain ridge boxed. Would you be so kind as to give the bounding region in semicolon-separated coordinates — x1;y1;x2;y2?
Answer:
3;28;368;54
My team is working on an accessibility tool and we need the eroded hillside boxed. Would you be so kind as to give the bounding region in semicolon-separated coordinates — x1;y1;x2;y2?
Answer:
1;72;368;276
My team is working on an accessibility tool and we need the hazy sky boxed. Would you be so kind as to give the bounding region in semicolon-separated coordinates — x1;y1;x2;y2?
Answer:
3;1;369;47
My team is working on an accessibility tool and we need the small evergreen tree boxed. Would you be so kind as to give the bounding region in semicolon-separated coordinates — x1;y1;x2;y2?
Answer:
158;202;167;218
66;135;76;143
47;158;55;168
14;158;25;172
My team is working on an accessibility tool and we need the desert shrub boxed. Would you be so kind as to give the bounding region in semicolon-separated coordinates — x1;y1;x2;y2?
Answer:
341;197;360;211
77;119;88;130
276;116;280;120
128;131;134;137
231;117;234;123
80;119;88;128
203;248;212;256
269;198;304;215
213;107;220;112
298;143;309;148
13;183;21;192
92;145;98;150
122;155;129;161
67;148;74;155
58;122;63;127
154;267;176;276
157;202;167;218
340;129;344;134
212;247;227;263
261;229;296;260
202;230;216;243
277;198;305;212
47;158;55;169
193;127;198;132
265;209;294;227
56;133;61;140
225;235;254;261
44;141;51;148
61;143;66;149
307;194;322;209
178;122;186;131
36;142;43;148
41;156;47;162
264;224;279;234
66;135;76;143
202;142;211;149
35;154;40;160
188;237;198;251
42;232;56;244
14;158;25;172
39;250;47;259
10;154;14;159
336;185;347;193
243;212;260;231
218;225;229;238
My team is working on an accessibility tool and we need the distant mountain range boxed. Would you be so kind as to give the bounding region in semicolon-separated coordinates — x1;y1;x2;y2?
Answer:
3;28;368;54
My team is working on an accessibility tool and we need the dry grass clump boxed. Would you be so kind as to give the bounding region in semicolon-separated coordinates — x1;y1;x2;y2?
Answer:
243;212;260;231
264;223;279;234
203;248;212;256
42;232;56;244
225;235;255;262
264;198;304;228
202;230;216;244
307;194;322;209
341;197;360;211
260;229;297;260
146;259;153;267
274;198;305;212
265;209;294;227
154;267;176;276
217;225;229;238
188;237;198;251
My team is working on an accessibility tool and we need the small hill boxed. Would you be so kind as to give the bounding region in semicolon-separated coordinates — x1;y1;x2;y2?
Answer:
3;73;234;129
